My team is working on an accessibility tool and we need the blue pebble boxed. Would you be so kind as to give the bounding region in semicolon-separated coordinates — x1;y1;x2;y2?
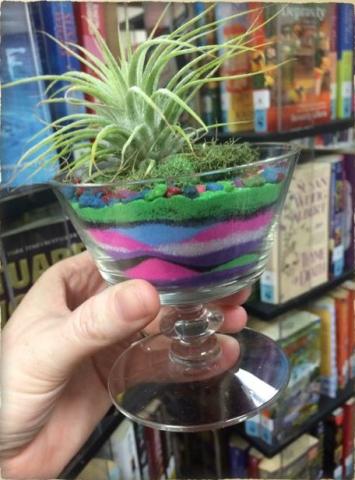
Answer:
183;185;198;198
263;167;279;183
79;192;105;208
206;183;223;191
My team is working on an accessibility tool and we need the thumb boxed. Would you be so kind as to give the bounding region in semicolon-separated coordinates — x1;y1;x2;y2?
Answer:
60;279;160;368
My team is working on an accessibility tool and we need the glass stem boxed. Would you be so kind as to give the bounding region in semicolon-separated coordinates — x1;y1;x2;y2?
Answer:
164;304;224;369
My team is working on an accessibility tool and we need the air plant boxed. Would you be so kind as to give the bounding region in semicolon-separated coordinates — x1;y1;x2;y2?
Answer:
3;4;280;184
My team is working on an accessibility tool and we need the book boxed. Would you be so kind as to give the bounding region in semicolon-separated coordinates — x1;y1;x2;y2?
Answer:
228;435;249;478
215;3;254;133
276;4;334;131
306;296;338;397
0;205;84;325
336;4;354;119
247;310;321;444
0;2;59;187
330;288;350;388
329;3;338;120
343;153;355;271
249;3;279;133
30;1;85;122
78;457;121;480
342;397;355;479
110;419;142;480
317;154;345;279
323;406;344;480
260;161;331;304
133;423;150;480
257;434;320;479
247;446;264;478
342;280;355;378
193;3;221;128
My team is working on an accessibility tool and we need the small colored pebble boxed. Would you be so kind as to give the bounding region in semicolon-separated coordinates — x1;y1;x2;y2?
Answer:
146;183;167;201
243;175;266;187
206;183;223;191
183;185;198;198
79;192;106;208
277;172;285;182
166;186;182;197
263;167;279;183
196;184;206;193
234;178;244;188
218;180;234;192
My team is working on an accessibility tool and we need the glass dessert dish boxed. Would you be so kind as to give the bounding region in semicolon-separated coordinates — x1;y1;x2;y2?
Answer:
51;142;300;431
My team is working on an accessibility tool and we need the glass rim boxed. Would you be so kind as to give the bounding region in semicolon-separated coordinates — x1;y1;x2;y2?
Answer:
50;142;301;189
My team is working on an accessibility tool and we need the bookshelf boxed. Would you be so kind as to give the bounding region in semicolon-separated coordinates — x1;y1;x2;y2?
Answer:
236;379;354;458
1;1;354;479
207;118;355;143
246;269;355;320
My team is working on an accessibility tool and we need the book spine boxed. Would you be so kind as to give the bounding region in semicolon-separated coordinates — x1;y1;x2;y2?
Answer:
342;397;355;479
1;3;60;186
329;4;337;119
343;282;355;379
193;3;221;127
249;3;278;133
215;3;254;133
328;158;345;278
133;423;150;480
259;225;280;303
228;442;248;478
334;294;350;388
74;2;106;66
343;154;355;272
323;407;344;479
30;1;85;121
144;427;166;480
336;4;354;118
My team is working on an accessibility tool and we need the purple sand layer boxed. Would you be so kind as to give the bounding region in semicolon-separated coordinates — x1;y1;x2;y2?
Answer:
103;238;265;268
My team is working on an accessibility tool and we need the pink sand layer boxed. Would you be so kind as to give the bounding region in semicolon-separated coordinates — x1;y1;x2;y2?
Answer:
87;210;273;251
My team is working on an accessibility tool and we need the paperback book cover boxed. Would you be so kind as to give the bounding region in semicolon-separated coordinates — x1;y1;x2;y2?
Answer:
260;161;331;304
278;4;333;131
228;435;249;478
0;2;58;187
0;211;84;325
215;3;254;133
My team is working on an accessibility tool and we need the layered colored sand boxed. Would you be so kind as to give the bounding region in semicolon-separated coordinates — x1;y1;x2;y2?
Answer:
70;180;283;287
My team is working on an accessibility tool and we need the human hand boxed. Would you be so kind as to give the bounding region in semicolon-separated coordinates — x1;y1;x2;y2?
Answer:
0;251;250;479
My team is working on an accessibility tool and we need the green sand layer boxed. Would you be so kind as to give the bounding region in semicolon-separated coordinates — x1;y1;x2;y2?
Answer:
72;182;283;224
211;253;259;272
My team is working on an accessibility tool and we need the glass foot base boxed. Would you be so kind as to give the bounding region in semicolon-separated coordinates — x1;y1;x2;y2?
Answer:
108;329;289;432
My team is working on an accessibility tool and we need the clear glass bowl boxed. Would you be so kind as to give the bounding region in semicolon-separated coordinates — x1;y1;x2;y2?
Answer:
51;142;300;431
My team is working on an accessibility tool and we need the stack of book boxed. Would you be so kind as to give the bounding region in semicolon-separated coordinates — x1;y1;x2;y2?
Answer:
260;152;355;305
86;418;177;480
245;310;321;445
228;433;322;479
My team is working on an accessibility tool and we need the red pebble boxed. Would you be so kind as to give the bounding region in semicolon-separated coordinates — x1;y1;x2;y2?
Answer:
76;187;84;196
196;184;206;193
102;194;112;204
166;186;182;197
277;173;285;181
